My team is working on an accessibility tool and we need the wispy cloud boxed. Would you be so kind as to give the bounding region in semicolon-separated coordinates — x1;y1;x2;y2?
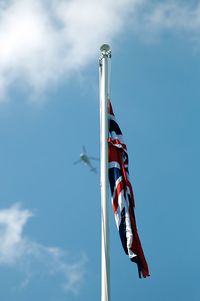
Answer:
0;0;200;100
139;1;200;38
0;203;87;295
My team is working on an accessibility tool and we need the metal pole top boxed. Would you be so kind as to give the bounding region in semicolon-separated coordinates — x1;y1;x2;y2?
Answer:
100;44;111;58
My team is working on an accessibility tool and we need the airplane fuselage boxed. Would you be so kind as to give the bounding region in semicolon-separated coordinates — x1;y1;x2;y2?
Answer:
80;153;91;166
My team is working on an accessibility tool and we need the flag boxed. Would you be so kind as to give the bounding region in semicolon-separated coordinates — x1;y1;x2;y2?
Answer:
108;101;150;278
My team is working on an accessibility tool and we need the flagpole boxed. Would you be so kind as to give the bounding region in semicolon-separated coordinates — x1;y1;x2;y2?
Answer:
99;44;111;301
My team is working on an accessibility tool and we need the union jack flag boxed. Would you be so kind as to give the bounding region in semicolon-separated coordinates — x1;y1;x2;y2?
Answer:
108;102;150;278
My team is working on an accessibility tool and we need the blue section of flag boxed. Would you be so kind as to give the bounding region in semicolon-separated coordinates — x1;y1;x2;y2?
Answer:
108;167;122;195
109;119;122;135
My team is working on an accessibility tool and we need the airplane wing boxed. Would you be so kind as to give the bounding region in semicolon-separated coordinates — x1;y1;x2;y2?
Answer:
89;157;100;161
91;167;97;174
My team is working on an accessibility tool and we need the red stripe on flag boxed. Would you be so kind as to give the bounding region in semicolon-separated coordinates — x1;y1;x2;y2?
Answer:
112;180;124;213
129;208;150;278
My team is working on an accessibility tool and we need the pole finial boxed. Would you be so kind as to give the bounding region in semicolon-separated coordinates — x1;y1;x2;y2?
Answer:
100;44;111;58
100;44;110;52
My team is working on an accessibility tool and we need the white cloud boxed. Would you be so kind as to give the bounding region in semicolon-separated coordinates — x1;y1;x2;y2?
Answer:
0;204;32;264
0;0;140;100
0;0;200;101
0;203;87;294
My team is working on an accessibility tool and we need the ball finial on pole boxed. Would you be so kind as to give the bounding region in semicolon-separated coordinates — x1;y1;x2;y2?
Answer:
100;44;110;52
100;44;111;57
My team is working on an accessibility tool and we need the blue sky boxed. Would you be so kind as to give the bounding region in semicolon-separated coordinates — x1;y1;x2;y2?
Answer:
0;0;200;300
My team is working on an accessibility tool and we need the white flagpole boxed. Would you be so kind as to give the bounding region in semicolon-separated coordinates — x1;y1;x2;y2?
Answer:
99;44;111;301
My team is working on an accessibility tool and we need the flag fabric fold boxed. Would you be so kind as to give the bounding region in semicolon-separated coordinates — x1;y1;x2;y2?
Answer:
108;101;150;278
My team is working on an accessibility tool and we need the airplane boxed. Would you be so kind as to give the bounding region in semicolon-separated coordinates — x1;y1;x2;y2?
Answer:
74;146;99;174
